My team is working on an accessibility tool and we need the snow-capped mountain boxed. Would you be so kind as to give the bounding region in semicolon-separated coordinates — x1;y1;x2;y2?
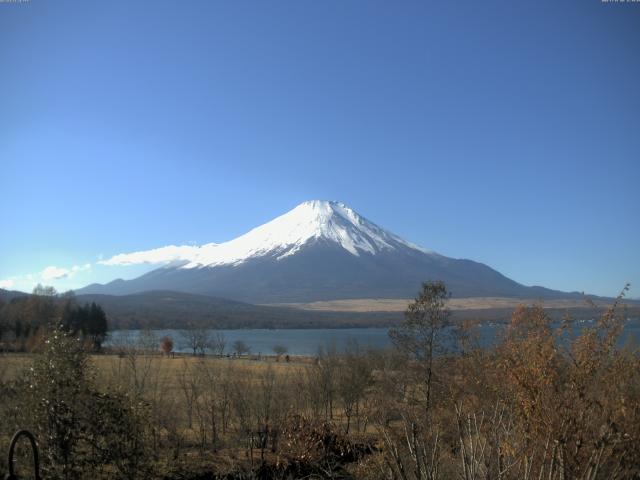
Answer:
77;200;570;303
182;200;431;266
101;200;432;269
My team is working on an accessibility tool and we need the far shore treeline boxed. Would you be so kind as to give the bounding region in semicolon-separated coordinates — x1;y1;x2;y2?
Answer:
0;284;107;352
3;285;640;348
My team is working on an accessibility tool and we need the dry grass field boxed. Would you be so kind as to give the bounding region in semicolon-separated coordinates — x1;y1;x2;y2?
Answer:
268;296;611;312
0;351;312;387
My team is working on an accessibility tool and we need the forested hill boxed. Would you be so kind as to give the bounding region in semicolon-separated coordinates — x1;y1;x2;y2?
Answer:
75;290;401;329
0;288;28;303
0;287;108;351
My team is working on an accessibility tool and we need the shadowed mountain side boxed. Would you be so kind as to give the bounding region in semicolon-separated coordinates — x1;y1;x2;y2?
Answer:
76;201;589;302
0;289;29;303
77;239;577;303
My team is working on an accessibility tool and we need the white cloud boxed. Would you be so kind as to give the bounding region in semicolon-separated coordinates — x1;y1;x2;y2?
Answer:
99;245;203;266
40;263;91;282
0;264;93;292
72;263;92;273
41;266;71;281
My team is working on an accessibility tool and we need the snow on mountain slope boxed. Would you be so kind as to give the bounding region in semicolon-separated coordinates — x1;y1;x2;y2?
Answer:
183;200;433;268
100;200;435;269
100;244;216;267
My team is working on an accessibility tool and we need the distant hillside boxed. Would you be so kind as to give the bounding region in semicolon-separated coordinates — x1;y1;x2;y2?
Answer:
75;290;401;329
4;288;637;330
75;290;640;330
0;288;28;303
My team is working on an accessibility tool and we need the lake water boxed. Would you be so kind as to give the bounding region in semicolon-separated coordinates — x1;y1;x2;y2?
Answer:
106;318;640;356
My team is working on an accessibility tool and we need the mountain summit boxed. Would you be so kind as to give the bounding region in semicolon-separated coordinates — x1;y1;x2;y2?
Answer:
176;200;432;268
78;201;570;302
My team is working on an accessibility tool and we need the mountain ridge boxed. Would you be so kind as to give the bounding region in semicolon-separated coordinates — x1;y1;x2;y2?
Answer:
77;200;584;303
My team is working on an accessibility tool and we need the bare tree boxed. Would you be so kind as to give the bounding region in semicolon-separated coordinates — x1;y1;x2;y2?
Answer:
376;281;451;480
310;342;339;421
177;359;200;430
230;366;290;465
336;340;373;433
233;340;250;356
180;326;211;356
138;329;159;354
192;359;230;450
272;344;287;360
211;331;226;356
105;331;155;398
389;280;450;413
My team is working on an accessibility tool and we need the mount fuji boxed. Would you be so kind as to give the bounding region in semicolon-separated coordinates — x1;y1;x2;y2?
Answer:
77;200;573;303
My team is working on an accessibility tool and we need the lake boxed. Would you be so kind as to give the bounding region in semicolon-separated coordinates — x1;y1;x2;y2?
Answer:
106;318;640;356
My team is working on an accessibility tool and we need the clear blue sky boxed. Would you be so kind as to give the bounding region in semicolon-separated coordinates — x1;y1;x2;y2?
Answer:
1;0;638;297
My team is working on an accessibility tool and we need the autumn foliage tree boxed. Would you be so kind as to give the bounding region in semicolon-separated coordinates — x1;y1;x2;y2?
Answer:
377;283;640;480
160;336;174;357
492;285;640;479
430;284;640;480
0;287;108;352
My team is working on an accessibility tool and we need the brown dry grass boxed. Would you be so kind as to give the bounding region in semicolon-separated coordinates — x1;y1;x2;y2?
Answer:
0;352;312;385
267;296;608;312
